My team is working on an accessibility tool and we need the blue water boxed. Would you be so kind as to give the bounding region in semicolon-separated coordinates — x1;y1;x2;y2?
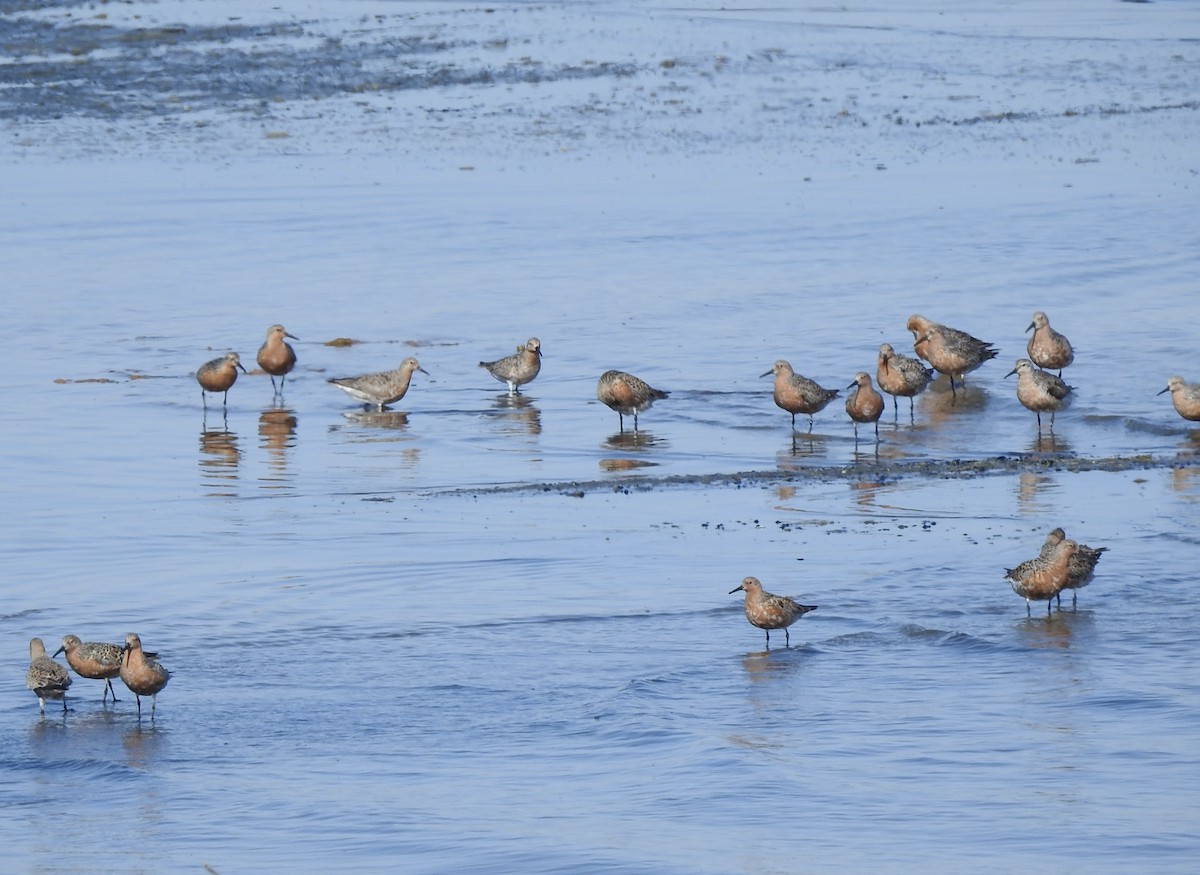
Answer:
2;1;1200;872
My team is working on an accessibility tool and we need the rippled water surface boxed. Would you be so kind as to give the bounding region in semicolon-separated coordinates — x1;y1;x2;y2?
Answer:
3;0;1200;872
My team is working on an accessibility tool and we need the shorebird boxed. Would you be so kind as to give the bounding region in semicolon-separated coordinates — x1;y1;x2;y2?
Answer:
845;372;884;440
328;357;428;410
907;314;998;398
54;635;124;702
762;360;839;433
197;352;247;409
730;576;817;648
257;324;298;395
876;342;934;418
1158;376;1200;422
1041;528;1108;607
120;633;170;717
596;369;669;432
1005;358;1072;429
26;637;71;713
479;337;542;395
1005;537;1078;614
1025;311;1073;376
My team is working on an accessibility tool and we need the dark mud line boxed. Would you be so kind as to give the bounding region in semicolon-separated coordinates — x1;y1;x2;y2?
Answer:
427;452;1197;498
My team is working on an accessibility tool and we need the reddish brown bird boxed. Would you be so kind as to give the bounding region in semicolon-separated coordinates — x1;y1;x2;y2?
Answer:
730;576;817;648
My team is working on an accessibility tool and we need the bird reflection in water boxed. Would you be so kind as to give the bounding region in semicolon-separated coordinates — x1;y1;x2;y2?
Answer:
334;410;410;433
490;393;541;436
123;722;166;770
258;406;297;477
602;429;666;452
1015;612;1077;651
919;379;989;423
1171;464;1200;495
599;429;665;472
1016;470;1056;515
775;433;829;467
198;425;240;491
1025;431;1071;455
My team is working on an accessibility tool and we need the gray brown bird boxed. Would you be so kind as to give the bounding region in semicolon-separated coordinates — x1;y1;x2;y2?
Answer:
480;337;542;395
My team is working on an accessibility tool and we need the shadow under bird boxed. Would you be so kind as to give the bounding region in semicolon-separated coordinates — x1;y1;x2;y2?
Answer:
1005;537;1078;614
596;369;669;432
197;351;247;409
26;637;71;713
328;357;428;411
257;324;298;395
479;337;542;395
762;360;839;433
730;576;817;648
1005;358;1072;429
120;633;171;717
876;342;934;419
1158;375;1200;422
1025;311;1073;376
845;371;885;440
54;634;125;702
907;314;998;398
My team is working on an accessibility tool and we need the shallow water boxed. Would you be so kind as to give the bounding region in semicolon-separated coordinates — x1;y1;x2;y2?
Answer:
3;0;1200;872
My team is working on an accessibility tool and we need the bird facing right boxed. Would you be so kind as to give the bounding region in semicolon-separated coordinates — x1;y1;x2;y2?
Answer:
479;337;542;395
196;351;247;409
257;324;298;395
328;357;428;410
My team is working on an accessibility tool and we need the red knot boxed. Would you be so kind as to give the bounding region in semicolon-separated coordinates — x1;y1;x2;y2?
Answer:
1005;358;1072;429
729;576;817;648
257;324;298;395
120;633;170;717
1158;376;1200;422
761;360;839;433
1025;311;1073;376
26;637;71;714
845;372;885;440
1005;537;1078;614
876;342;934;419
907;314;998;398
479;337;542;395
596;369;669;432
53;635;124;703
328;357;428;411
196;351;247;409
1042;527;1108;606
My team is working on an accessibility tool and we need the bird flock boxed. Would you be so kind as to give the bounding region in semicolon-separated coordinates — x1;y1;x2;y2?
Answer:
25;633;170;716
195;315;1200;438
71;309;1161;676
729;516;1110;651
